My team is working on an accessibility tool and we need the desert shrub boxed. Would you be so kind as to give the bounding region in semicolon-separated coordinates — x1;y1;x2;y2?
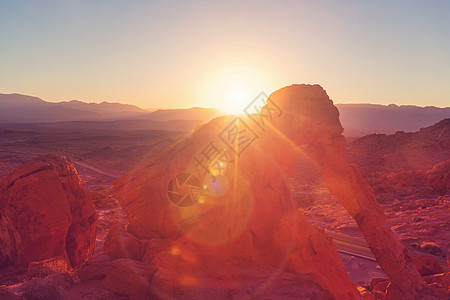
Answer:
21;277;66;300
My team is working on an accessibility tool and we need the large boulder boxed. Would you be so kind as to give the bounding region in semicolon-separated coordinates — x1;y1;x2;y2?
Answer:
411;254;444;276
428;159;450;195
0;155;97;269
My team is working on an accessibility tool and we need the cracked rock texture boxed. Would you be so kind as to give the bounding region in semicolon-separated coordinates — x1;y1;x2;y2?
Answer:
0;155;97;269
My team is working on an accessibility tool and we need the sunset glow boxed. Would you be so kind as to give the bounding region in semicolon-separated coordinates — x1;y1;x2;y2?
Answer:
1;1;449;299
223;85;250;114
2;1;449;108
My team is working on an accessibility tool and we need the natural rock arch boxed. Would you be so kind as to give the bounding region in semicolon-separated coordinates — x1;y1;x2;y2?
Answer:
116;84;425;299
267;85;424;298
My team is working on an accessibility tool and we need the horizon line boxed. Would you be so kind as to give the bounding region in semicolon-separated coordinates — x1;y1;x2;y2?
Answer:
1;92;449;110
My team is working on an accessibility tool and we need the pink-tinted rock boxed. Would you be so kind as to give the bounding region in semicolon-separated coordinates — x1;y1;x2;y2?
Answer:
0;285;15;300
372;290;385;299
372;280;390;293
270;85;426;298
428;159;450;195
412;241;445;257
75;253;111;282
0;155;97;269
104;258;157;300
45;272;75;290
115;85;360;299
150;249;335;300
423;272;450;290
140;238;172;264
27;256;70;279
369;277;389;291
114;84;426;299
357;285;376;300
411;254;444;276
103;223;143;260
385;282;447;300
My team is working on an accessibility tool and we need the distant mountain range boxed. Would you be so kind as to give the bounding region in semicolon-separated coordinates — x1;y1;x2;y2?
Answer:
337;103;450;136
0;94;147;122
0;93;449;136
0;93;221;123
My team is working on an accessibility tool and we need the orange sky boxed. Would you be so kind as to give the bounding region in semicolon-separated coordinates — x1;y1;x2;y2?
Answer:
1;1;449;111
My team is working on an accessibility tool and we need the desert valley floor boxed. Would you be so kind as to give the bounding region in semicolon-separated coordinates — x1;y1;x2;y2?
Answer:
0;116;449;299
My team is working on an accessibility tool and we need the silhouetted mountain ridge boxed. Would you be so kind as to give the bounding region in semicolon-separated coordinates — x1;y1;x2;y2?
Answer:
145;107;221;121
1;93;448;136
0;93;148;122
336;103;450;136
0;93;220;123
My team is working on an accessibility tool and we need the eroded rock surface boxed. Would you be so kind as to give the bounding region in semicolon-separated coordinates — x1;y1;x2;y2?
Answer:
0;155;97;269
114;84;435;299
105;258;156;300
428;159;450;195
115;85;351;299
103;223;143;261
348;118;450;202
411;254;444;276
268;85;425;298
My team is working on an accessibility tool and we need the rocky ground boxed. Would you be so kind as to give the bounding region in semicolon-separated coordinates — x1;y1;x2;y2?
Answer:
0;123;182;178
292;120;450;260
0;116;449;299
0;125;175;299
0;164;129;299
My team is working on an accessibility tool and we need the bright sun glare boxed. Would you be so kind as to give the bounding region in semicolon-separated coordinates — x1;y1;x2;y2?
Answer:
223;85;251;114
199;63;270;115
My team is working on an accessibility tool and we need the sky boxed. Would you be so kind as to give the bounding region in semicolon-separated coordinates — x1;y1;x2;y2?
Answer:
1;0;449;111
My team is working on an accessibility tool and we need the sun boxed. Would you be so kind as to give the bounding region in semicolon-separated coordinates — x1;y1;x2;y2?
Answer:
222;85;251;114
196;62;272;114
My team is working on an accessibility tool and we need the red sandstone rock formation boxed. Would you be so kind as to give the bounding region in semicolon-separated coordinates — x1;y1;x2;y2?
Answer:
114;84;439;299
105;258;157;299
348;119;450;194
267;85;425;299
0;155;97;269
350;118;450;154
428;159;450;195
27;256;69;279
103;223;143;261
115;86;359;299
411;254;444;276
